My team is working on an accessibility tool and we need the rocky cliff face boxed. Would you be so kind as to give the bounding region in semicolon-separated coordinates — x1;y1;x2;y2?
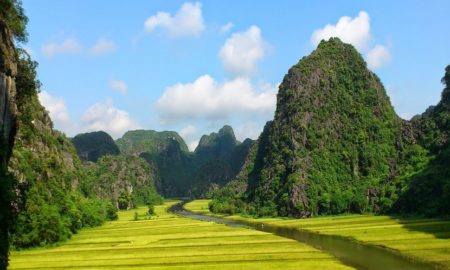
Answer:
0;19;17;163
0;19;17;269
189;127;253;198
212;38;413;217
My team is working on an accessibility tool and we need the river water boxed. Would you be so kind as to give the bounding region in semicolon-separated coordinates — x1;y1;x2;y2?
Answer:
170;203;437;270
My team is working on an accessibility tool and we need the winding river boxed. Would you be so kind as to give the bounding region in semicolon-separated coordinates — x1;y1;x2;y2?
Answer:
170;202;437;270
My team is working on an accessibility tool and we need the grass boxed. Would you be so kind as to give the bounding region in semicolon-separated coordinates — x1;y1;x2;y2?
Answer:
185;200;450;270
10;200;354;270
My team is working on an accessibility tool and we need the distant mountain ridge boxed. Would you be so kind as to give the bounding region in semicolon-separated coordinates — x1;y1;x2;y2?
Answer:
71;126;253;198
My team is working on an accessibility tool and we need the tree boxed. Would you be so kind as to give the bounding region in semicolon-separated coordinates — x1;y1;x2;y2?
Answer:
0;0;28;42
147;205;155;216
118;190;130;210
442;65;450;88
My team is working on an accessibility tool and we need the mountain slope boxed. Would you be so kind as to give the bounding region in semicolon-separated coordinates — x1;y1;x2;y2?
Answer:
117;130;189;155
8;50;116;249
212;38;412;217
72;131;120;162
114;126;252;197
0;15;19;269
395;65;450;216
189;127;253;198
83;155;161;209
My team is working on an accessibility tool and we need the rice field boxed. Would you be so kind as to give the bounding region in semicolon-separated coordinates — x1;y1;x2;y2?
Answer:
9;200;354;270
185;200;450;270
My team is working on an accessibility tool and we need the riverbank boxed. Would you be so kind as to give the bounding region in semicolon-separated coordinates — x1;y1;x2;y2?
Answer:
185;200;450;270
9;200;353;270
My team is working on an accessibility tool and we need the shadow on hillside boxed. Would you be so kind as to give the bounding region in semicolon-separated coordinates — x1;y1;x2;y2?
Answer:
393;215;450;239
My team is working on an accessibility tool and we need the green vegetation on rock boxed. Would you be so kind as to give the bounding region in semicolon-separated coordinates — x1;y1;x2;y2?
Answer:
72;131;120;162
82;155;162;209
117;130;189;155
8;49;117;249
211;38;449;218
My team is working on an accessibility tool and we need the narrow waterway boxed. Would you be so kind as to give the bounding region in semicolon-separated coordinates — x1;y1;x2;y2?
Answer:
170;202;437;270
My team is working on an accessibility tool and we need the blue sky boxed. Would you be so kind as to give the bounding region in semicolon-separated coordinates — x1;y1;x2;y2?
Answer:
22;0;450;150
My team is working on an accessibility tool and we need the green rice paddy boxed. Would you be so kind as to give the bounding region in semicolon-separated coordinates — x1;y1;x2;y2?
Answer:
9;201;353;270
185;200;450;269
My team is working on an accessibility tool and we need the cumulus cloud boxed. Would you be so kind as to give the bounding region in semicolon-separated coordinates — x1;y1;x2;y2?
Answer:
156;75;276;124
38;91;71;130
179;125;198;151
144;2;205;38
80;100;140;138
366;44;391;70
109;79;128;94
42;38;117;57
89;38;117;55
42;38;83;57
400;112;412;120
311;11;371;50
220;22;234;33
235;122;264;141
311;11;391;70
219;25;266;77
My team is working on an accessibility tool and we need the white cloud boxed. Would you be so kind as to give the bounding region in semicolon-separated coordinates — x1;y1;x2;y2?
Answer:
219;25;266;77
366;44;391;70
220;22;234;33
80;100;140;138
89;38;117;55
311;11;391;70
311;11;371;50
180;125;197;139
179;125;198;151
42;38;83;57
235;122;264;141
400;112;412;120
156;75;276;124
188;140;199;152
38;91;72;130
144;2;205;38
109;79;128;94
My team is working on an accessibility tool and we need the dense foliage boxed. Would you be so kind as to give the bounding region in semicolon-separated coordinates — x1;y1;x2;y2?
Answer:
8;50;117;249
0;0;28;42
117;130;189;155
82;155;162;209
72;131;120;162
211;39;448;218
394;65;450;216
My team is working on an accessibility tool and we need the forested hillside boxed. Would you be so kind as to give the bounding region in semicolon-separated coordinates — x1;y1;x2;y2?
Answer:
82;155;162;209
72;131;120;162
0;0;24;267
210;38;449;218
8;48;116;249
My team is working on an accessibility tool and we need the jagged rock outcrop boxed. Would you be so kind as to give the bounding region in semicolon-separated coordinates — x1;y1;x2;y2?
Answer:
189;127;253;198
0;18;17;270
212;38;412;217
114;127;252;198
